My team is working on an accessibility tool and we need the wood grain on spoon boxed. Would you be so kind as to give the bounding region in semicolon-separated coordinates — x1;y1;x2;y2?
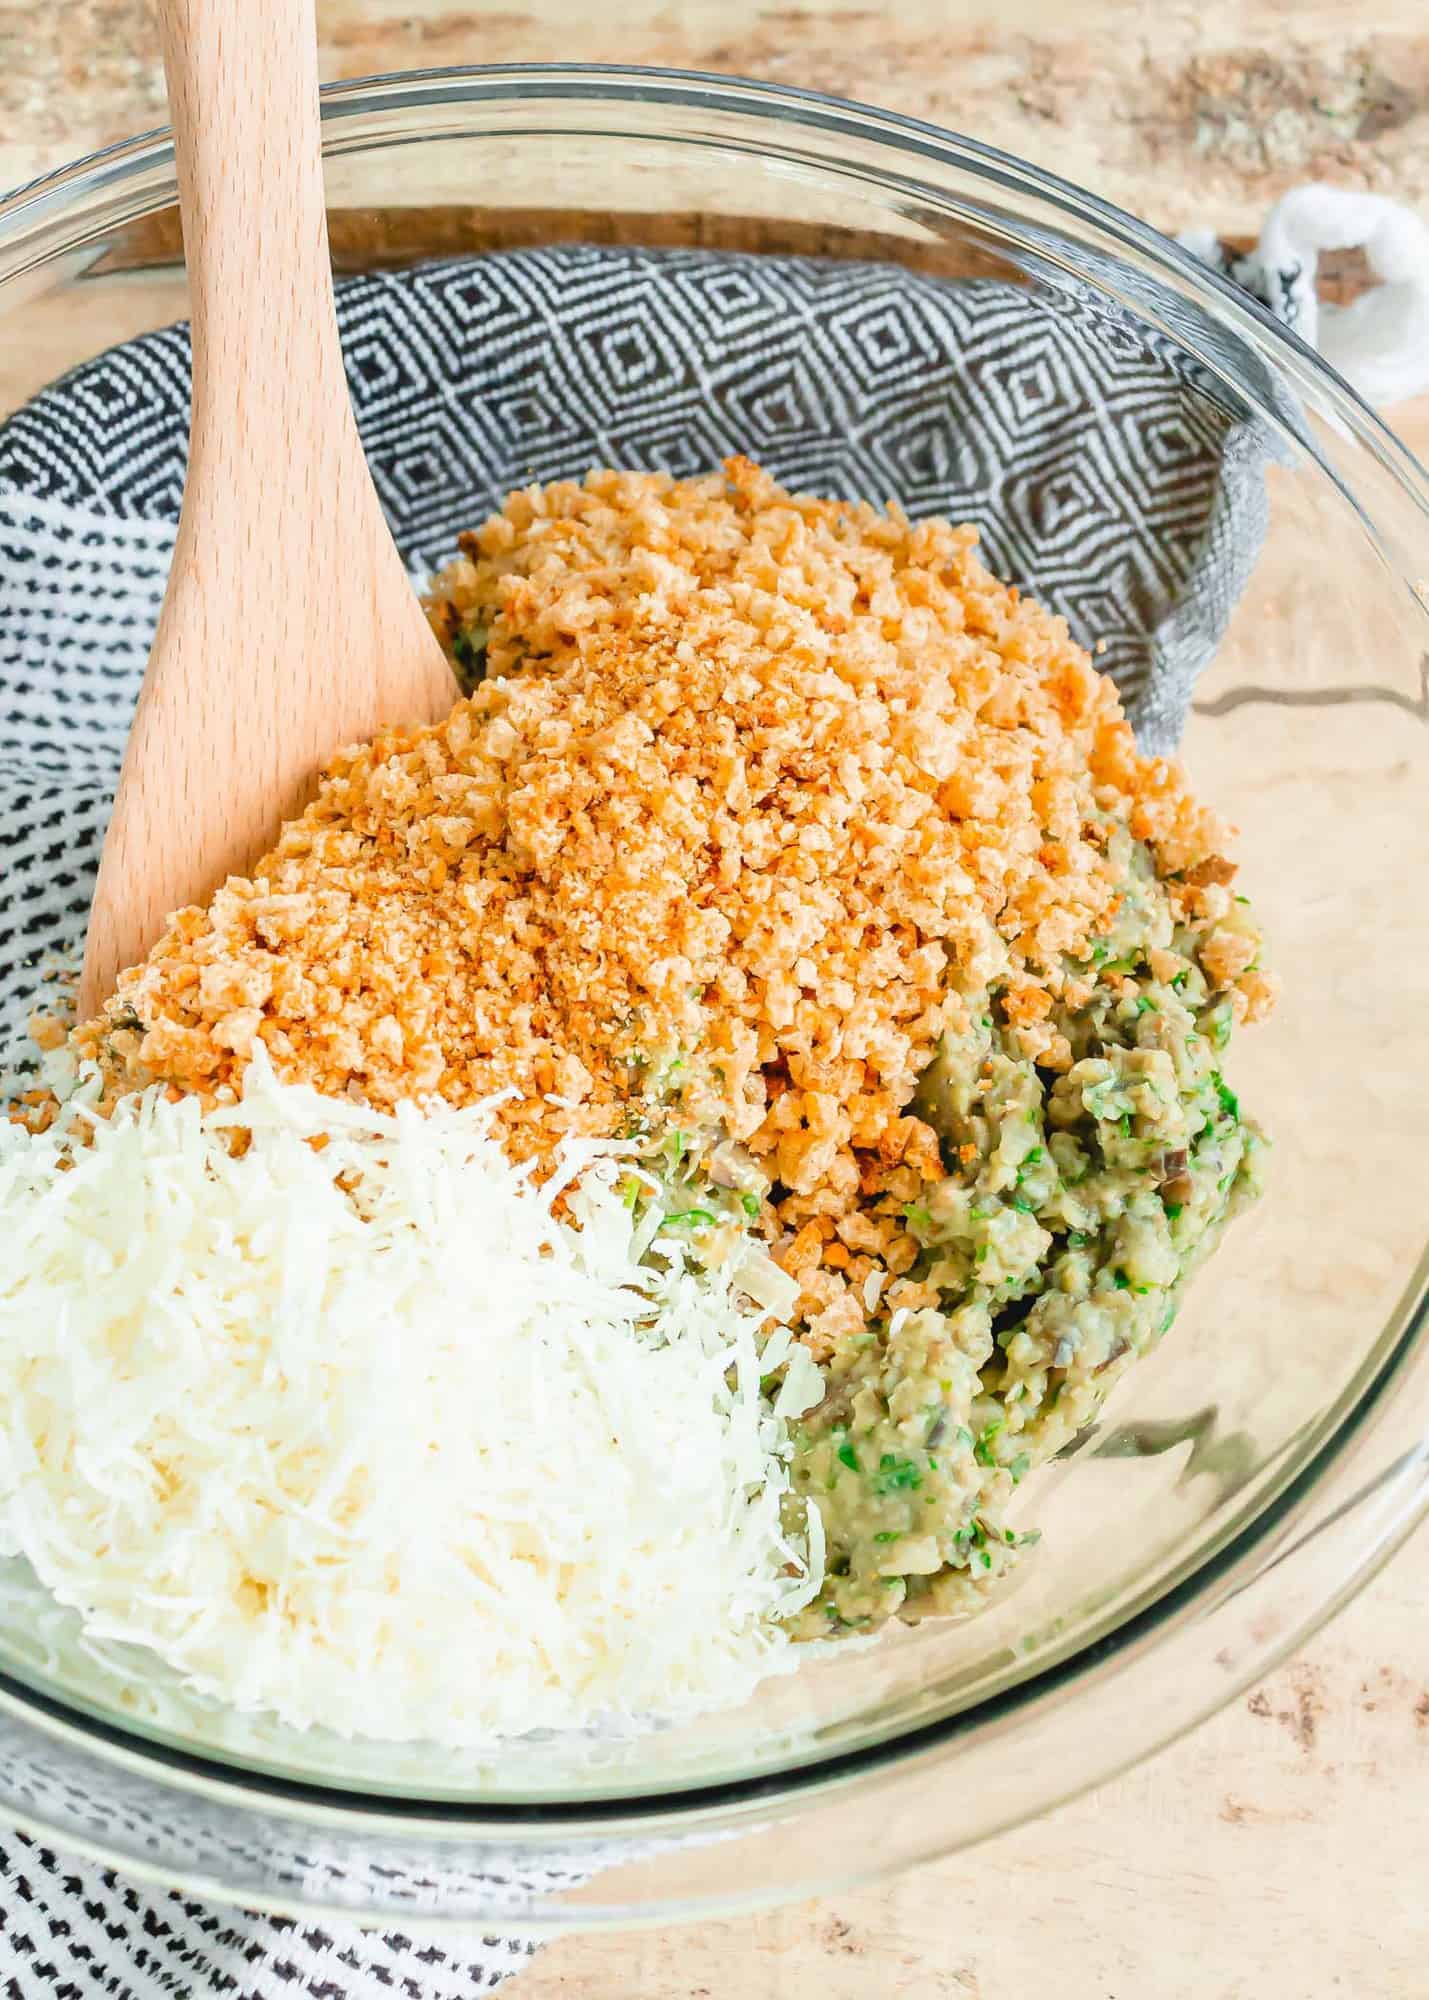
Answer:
78;0;455;1019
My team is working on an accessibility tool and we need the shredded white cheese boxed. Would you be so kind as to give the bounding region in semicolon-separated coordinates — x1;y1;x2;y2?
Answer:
0;1052;824;1746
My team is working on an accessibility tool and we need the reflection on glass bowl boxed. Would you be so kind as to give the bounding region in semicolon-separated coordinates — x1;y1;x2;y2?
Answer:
0;65;1425;1930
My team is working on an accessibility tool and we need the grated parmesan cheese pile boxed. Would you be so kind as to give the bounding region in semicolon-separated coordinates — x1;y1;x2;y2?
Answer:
0;1051;825;1745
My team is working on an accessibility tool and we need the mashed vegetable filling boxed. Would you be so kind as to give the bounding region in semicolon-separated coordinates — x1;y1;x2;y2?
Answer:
786;821;1266;1633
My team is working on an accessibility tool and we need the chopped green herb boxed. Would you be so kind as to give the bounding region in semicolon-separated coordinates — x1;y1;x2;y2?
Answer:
1164;1201;1183;1221
661;1207;716;1230
1118;1112;1134;1138
451;625;486;675
1135;995;1157;1016
1211;1073;1240;1122
973;1422;1003;1467
836;1440;860;1473
873;1453;924;1495
902;1202;932;1229
1008;1451;1031;1484
1011;1195;1036;1214
1024;1146;1044;1166
1113;1269;1131;1290
1171;969;1189;990
1066;1230;1089;1249
1200;996;1234;1053
872;1530;901;1543
740;1191;761;1217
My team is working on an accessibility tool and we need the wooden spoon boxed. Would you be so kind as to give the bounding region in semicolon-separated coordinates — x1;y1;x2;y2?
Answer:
78;0;455;1018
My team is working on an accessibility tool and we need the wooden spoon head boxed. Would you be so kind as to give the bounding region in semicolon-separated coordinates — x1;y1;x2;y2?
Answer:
77;0;457;1028
78;483;455;1021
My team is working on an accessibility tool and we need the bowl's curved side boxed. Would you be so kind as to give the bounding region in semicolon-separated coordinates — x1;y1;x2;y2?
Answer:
0;63;1426;1925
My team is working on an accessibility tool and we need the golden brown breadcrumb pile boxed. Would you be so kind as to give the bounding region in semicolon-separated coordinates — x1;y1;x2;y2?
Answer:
76;458;1272;1346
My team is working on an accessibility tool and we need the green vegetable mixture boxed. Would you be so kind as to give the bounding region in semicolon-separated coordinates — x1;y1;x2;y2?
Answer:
637;818;1269;1641
780;824;1266;1635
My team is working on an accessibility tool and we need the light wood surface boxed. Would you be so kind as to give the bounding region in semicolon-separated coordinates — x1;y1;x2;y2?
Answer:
78;0;454;1013
5;5;1429;1995
6;1;1429;240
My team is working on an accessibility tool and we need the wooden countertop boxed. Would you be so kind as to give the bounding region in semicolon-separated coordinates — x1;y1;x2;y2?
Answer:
3;5;1427;1995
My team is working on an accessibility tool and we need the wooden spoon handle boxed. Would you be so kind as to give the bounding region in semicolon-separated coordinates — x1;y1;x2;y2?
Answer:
78;0;454;1018
159;0;351;498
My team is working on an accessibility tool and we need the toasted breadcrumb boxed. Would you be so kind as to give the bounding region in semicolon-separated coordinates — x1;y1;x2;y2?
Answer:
74;459;1274;1348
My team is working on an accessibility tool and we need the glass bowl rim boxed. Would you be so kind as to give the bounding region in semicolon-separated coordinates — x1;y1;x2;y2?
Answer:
2;60;1428;1841
2;60;1426;503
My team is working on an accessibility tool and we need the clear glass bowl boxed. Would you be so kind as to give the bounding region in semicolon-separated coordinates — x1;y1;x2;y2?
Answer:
1;65;1427;1931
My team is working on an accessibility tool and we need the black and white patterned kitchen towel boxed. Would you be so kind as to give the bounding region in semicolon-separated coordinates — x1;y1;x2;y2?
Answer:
0;1827;540;1997
0;241;1275;1993
0;242;1276;1076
